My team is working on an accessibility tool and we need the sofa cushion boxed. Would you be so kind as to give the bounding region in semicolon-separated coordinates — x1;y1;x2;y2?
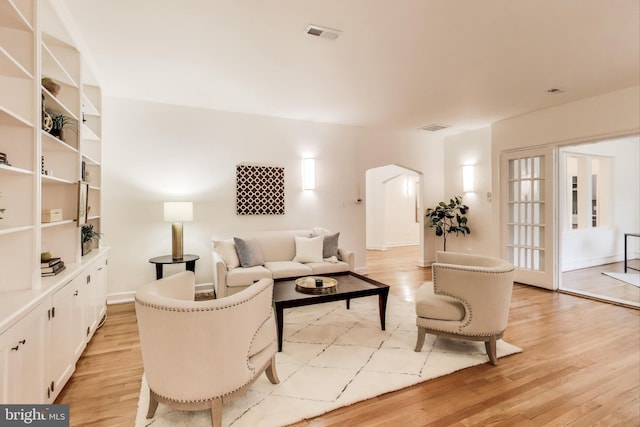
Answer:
322;232;340;259
293;235;324;263
264;261;313;279
307;261;351;275
251;230;310;262
234;237;265;268
213;238;240;271
227;265;272;287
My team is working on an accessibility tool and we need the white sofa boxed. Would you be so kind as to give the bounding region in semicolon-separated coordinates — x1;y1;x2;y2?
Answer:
212;229;354;297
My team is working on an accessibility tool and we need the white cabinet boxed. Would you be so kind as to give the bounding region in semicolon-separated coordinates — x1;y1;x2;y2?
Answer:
84;256;107;338
0;302;46;404
0;250;108;404
48;275;86;402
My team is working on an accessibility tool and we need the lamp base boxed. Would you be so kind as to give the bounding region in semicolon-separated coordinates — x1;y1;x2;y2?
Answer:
171;222;184;261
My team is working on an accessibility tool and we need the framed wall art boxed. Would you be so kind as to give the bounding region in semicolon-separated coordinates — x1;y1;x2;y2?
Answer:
77;181;89;226
236;164;285;215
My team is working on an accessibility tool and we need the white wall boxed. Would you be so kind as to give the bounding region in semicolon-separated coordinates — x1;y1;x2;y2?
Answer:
102;97;445;298
491;85;640;263
441;126;493;254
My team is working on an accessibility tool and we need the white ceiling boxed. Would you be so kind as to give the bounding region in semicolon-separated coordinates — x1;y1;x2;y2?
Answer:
60;0;639;131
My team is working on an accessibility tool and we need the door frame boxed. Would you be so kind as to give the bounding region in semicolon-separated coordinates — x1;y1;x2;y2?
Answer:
500;146;559;290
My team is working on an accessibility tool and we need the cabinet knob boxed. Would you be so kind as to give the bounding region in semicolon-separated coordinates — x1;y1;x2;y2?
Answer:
11;345;19;351
19;339;26;345
74;290;79;296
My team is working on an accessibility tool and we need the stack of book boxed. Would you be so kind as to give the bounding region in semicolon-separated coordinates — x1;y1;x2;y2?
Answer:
41;257;66;277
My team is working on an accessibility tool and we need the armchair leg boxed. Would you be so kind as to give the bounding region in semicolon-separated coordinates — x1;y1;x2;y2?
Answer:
146;389;159;418
265;356;280;384
485;336;498;366
210;398;222;427
415;326;426;352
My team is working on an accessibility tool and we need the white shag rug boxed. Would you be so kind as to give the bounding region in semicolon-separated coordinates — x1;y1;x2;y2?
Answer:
601;271;640;287
135;295;521;427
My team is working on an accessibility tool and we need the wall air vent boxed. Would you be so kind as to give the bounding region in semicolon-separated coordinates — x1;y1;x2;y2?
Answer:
305;25;341;40
420;124;451;132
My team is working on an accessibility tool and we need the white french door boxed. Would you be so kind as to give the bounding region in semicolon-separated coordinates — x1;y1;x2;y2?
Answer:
501;147;557;290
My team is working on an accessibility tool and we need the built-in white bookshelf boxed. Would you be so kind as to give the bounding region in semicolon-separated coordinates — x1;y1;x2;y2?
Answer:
0;0;107;404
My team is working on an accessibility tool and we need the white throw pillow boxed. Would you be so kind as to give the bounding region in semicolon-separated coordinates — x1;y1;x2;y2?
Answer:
213;239;240;271
293;235;324;263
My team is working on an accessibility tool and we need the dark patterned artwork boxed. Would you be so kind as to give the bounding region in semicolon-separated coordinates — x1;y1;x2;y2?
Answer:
236;165;285;215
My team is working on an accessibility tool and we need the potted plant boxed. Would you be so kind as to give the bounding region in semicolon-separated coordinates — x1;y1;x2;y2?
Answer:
48;113;77;141
425;195;470;251
81;224;102;256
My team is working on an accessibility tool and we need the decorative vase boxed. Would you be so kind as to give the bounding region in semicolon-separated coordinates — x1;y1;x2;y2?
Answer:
82;241;92;256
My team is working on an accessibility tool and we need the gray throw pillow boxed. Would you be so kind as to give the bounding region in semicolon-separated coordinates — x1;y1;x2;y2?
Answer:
233;237;265;268
322;232;340;259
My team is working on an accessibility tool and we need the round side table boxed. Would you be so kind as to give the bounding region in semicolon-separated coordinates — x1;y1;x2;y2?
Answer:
149;254;200;280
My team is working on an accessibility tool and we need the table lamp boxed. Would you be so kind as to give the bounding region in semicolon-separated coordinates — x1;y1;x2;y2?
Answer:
163;202;193;260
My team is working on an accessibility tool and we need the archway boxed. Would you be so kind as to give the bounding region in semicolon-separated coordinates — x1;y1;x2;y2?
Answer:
365;164;425;266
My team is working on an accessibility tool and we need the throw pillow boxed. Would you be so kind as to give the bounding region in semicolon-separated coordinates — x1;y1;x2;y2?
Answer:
234;237;265;268
322;232;340;259
213;239;240;271
293;235;324;263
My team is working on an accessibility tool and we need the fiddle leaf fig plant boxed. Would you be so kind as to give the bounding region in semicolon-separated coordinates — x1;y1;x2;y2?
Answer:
425;195;470;251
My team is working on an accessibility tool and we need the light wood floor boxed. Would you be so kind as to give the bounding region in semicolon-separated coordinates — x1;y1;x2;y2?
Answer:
56;246;640;426
562;259;640;306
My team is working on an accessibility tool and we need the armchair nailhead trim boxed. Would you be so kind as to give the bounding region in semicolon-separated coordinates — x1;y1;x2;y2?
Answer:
431;265;514;331
151;357;275;404
246;312;276;372
135;282;270;312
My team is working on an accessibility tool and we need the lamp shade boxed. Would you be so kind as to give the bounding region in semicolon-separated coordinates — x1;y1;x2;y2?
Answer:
164;202;193;222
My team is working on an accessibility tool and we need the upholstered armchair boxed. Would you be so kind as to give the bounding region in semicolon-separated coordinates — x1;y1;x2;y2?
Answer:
415;251;515;365
135;271;279;426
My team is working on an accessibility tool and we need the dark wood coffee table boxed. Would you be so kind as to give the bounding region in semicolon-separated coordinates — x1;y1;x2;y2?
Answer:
272;272;390;351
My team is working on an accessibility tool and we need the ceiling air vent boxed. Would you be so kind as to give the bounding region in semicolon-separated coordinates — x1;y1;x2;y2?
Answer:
305;25;341;40
420;124;450;132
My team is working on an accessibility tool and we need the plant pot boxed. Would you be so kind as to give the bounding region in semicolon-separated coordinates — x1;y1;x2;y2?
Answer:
82;241;92;256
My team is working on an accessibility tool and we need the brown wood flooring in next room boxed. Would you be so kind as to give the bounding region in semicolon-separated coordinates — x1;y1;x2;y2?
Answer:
56;246;639;426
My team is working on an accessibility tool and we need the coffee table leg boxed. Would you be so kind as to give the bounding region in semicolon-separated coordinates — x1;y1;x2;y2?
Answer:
274;303;284;352
346;298;350;310
378;290;389;330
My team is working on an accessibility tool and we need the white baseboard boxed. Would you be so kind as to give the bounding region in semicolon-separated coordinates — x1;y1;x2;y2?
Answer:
562;254;627;272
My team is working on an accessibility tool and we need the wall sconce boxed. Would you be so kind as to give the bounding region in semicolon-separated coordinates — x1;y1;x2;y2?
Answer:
163;202;193;260
302;157;316;190
462;165;475;193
